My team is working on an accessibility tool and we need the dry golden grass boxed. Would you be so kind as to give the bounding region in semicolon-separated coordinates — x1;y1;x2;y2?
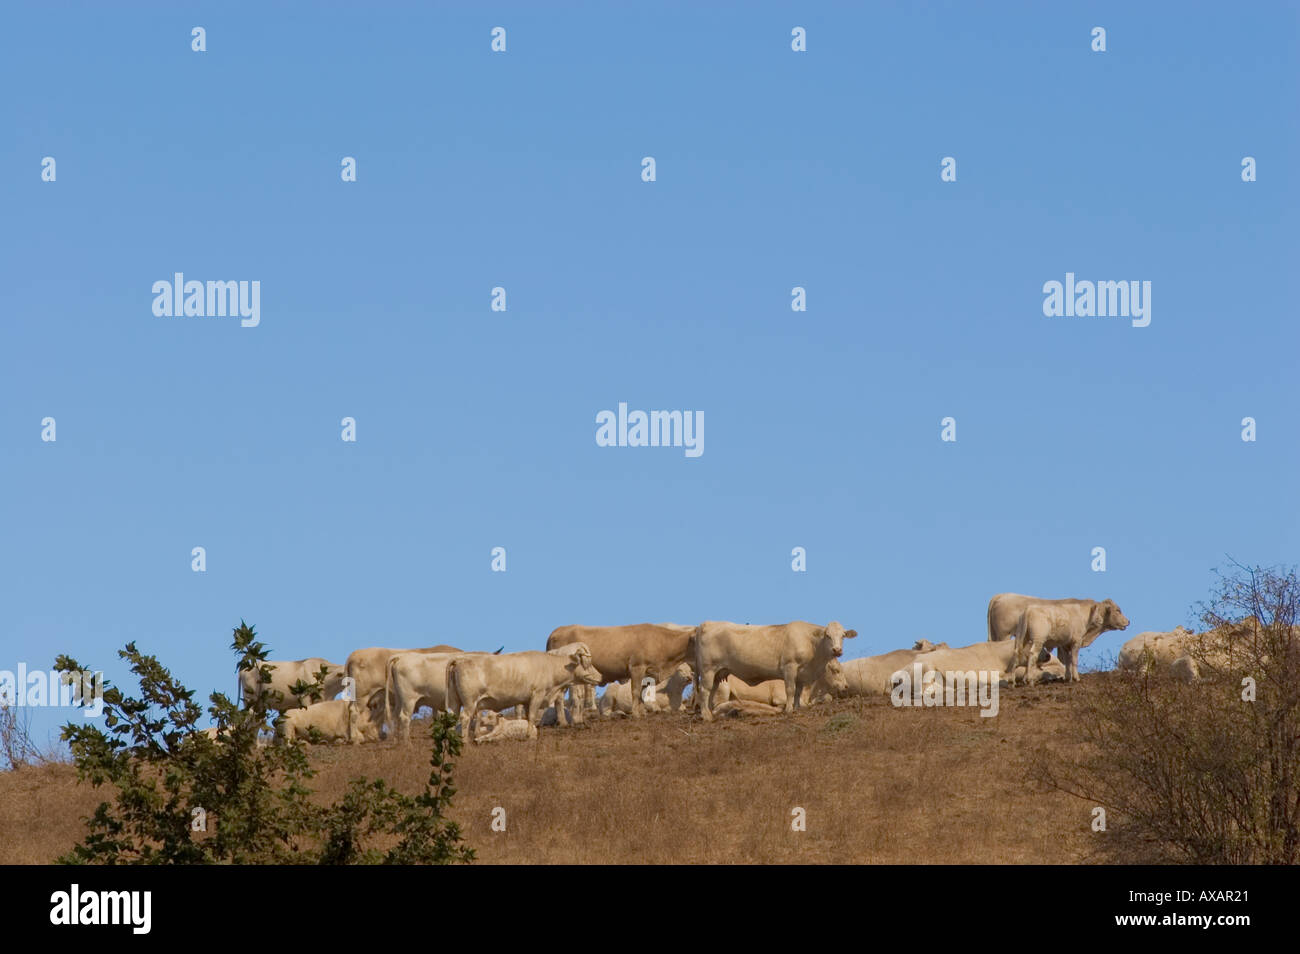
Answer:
0;678;1101;864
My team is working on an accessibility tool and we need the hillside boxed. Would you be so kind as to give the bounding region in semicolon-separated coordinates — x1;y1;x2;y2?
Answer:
0;677;1102;865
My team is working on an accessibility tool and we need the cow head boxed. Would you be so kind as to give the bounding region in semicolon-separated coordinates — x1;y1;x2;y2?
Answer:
821;658;849;698
565;643;603;686
1084;600;1130;647
822;621;858;657
350;692;386;743
913;638;949;653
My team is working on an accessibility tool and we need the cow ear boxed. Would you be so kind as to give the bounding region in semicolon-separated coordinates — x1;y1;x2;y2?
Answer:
844;629;858;639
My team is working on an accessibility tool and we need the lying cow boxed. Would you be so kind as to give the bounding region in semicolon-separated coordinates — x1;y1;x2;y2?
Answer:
1012;599;1130;684
712;699;786;718
1117;627;1194;673
276;698;382;744
1117;621;1255;683
447;644;602;740
840;640;950;696
598;664;694;717
694;620;857;721
910;640;1018;681
474;711;538;743
546;623;696;719
238;657;346;712
716;657;848;707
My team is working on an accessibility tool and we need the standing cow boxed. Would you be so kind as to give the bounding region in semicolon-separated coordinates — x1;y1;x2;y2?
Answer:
1011;599;1130;684
693;621;857;721
447;644;602;740
384;651;464;744
343;644;462;741
545;624;696;719
988;593;1128;670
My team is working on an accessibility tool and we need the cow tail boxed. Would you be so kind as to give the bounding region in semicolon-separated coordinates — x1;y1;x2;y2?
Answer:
383;655;399;741
445;659;462;723
689;625;703;700
1012;608;1029;673
987;597;996;642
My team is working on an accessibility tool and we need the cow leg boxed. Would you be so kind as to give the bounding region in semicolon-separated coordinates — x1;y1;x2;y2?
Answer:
569;686;585;725
396;703;413;745
1025;635;1046;685
782;664;799;714
528;693;546;730
628;664;648;718
698;669;718;721
1059;644;1079;681
348;700;368;745
543;688;563;726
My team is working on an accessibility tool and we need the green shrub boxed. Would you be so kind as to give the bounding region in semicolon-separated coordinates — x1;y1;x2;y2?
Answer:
56;621;473;865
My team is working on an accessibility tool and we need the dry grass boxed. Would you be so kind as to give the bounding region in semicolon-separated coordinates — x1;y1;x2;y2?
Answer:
0;678;1102;864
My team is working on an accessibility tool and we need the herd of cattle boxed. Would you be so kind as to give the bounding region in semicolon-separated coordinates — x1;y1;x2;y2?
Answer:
230;593;1238;745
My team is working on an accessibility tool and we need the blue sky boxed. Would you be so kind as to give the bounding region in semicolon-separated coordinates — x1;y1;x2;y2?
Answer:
2;2;1296;745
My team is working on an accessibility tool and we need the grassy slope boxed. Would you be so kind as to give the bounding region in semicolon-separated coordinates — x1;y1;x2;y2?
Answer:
0;678;1098;864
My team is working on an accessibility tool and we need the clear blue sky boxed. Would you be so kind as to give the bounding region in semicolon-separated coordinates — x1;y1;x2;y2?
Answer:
3;2;1296;745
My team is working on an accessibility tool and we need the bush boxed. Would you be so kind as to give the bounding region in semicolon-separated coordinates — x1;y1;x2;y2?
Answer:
0;701;49;771
55;621;474;865
1035;563;1300;864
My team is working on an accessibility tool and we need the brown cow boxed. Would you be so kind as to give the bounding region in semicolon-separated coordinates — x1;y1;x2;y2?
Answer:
545;624;696;719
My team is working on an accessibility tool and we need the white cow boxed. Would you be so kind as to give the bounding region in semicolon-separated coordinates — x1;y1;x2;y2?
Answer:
1012;599;1130;685
343;644;462;742
693;620;857;721
1117;623;1252;683
384;652;463;744
1117;627;1195;673
474;712;538;743
911;640;1018;679
238;658;346;712
447;645;603;740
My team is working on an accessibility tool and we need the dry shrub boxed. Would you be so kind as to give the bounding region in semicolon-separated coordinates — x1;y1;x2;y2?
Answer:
1034;563;1300;864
